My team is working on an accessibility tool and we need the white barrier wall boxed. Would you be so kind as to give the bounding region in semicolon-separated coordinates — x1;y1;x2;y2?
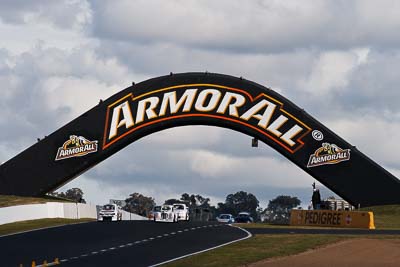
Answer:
63;203;97;219
0;202;146;225
0;204;49;224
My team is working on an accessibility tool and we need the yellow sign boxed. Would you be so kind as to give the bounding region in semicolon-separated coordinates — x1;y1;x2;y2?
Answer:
290;209;375;229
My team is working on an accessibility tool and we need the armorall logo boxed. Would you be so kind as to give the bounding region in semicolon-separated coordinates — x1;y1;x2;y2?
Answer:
103;84;311;153
55;135;98;161
307;143;351;168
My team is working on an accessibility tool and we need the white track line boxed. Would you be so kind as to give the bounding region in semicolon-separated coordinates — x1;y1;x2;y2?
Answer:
149;224;253;267
57;223;230;264
35;261;61;267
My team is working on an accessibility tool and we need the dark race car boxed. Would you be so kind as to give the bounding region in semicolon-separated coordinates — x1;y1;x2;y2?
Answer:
235;212;254;223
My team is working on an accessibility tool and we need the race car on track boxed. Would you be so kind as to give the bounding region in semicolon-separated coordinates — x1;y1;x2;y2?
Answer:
216;214;235;223
235;212;254;223
172;203;190;221
98;204;122;222
153;205;177;222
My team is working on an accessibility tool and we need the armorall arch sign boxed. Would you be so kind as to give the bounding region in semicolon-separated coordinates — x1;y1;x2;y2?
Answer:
0;73;399;207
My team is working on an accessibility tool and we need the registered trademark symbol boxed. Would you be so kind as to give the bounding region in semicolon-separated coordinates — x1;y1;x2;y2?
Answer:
312;130;324;141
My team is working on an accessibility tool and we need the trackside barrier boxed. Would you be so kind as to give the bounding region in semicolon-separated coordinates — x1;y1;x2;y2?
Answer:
0;202;97;225
0;202;146;225
290;209;375;229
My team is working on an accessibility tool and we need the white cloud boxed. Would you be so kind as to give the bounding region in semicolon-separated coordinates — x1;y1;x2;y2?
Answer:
327;116;400;168
0;0;91;30
173;149;311;188
299;49;369;95
90;0;400;53
0;0;92;55
42;77;119;119
90;0;327;52
143;126;223;148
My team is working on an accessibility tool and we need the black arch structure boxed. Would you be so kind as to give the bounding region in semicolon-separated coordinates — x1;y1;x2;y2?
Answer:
0;73;399;207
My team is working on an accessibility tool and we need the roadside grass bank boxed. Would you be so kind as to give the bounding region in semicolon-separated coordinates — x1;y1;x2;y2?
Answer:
0;195;72;208
166;234;400;267
0;218;95;236
166;205;400;266
362;205;400;229
165;234;348;267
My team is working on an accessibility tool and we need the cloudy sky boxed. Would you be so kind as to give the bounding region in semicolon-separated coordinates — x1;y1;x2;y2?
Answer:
1;0;400;208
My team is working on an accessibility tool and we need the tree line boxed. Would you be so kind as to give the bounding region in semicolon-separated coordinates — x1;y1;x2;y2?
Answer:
53;188;301;223
123;191;301;223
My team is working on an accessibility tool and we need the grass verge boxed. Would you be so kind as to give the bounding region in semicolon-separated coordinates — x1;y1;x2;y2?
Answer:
165;234;400;267
362;205;400;229
0;218;95;236
165;234;348;267
0;195;72;208
167;205;400;266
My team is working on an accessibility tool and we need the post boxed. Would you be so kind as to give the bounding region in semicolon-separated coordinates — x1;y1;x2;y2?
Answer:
251;138;258;147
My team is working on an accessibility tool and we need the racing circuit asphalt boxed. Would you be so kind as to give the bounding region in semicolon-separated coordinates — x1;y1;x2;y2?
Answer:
2;221;400;267
0;221;250;267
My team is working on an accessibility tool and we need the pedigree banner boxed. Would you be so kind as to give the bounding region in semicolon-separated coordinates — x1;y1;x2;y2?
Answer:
290;209;375;229
0;73;399;207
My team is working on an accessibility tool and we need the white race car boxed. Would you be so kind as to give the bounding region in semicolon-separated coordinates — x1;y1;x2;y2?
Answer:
98;204;122;222
216;214;235;223
173;203;190;221
153;205;177;222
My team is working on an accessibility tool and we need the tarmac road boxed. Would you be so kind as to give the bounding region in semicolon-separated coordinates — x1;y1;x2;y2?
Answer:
2;222;398;267
0;221;250;267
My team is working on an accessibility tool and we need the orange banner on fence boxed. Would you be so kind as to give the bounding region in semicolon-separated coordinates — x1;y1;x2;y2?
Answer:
290;209;375;229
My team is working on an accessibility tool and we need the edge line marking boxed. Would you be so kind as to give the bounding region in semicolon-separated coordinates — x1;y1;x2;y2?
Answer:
149;224;252;267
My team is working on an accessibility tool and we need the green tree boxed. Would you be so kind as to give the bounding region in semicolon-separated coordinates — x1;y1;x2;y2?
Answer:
179;193;215;221
217;191;259;220
164;198;184;205
267;195;301;211
124;193;155;217
56;188;86;203
263;195;301;224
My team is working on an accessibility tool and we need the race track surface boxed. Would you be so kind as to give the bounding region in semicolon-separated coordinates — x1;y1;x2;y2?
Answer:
0;221;249;267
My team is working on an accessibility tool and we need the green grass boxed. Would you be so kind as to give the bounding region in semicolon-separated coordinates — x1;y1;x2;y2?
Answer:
166;233;400;267
362;205;400;229
165;234;349;267
0;194;72;208
0;218;95;236
166;205;400;266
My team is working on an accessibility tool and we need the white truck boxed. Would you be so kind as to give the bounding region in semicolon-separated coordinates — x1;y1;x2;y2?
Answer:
98;204;122;222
